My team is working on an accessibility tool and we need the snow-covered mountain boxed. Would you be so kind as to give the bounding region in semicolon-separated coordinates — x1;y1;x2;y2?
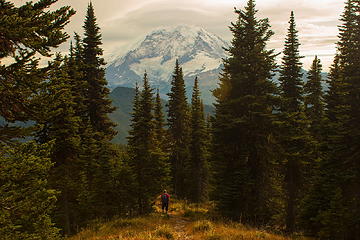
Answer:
105;25;229;104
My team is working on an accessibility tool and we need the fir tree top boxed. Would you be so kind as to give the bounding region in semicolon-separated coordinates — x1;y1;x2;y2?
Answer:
224;0;277;99
154;89;165;132
191;77;201;112
304;56;324;132
338;0;357;56
279;11;304;113
167;59;188;131
82;1;116;139
83;2;103;56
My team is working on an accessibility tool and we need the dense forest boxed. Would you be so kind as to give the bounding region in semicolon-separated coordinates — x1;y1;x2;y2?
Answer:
1;0;360;239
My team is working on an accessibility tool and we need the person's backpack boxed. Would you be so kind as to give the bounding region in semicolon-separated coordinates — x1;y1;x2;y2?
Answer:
161;194;169;203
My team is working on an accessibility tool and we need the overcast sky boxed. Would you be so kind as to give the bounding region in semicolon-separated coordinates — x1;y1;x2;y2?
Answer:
13;0;345;71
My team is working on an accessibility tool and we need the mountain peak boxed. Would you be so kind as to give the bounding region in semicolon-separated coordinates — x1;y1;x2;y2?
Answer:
106;25;228;104
150;24;209;38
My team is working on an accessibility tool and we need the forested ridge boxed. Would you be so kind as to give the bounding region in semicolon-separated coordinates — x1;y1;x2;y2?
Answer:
1;0;360;239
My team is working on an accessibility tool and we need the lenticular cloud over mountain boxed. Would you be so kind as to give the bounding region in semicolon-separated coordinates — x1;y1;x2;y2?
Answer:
105;25;229;104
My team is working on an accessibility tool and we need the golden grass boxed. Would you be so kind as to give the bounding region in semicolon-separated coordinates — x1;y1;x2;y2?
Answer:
66;215;168;240
192;222;287;240
154;225;174;239
192;220;214;233
67;200;312;240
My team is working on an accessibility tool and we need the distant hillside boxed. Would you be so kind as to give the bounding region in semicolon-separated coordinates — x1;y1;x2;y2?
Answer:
109;86;215;145
0;86;213;145
109;87;135;144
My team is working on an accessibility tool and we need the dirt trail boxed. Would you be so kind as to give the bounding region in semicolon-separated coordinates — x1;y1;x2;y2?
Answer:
171;216;192;240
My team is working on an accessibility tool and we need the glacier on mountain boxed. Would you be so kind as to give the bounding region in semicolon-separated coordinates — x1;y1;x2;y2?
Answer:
105;25;229;104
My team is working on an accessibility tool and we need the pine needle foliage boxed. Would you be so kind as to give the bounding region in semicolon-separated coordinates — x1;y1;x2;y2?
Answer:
212;0;279;225
167;60;191;198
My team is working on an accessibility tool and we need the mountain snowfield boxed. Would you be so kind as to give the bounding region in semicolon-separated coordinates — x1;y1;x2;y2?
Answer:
105;25;229;104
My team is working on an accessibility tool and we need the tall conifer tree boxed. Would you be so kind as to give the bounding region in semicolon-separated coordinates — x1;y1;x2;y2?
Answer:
327;0;360;237
189;77;209;203
35;55;82;235
212;0;278;224
67;33;88;123
279;11;303;113
277;12;312;233
167;60;190;198
77;4;124;224
82;2;116;139
325;55;344;123
128;84;141;148
301;55;348;238
153;89;167;151
304;56;325;139
0;0;74;142
128;73;170;214
304;1;360;238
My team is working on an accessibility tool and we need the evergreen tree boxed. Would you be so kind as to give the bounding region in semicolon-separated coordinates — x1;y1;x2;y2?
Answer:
324;0;360;237
325;55;344;123
105;144;137;216
66;34;103;227
128;73;170;214
304;1;360;238
0;0;74;142
277;11;312;233
153;89;167;151
304;56;325;139
212;0;278;224
302;56;349;239
75;3;128;226
299;50;354;239
82;2;116;140
189;77;209;203
279;11;304;113
35;55;82;235
0;142;60;240
340;3;360;235
128;83;141;148
329;1;360;237
303;58;325;225
167;60;191;198
67;33;88;123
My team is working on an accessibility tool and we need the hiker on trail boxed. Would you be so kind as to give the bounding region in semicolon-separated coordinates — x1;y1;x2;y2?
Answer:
161;190;170;214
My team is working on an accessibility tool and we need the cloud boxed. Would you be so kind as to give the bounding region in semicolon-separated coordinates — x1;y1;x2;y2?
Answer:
11;0;345;70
